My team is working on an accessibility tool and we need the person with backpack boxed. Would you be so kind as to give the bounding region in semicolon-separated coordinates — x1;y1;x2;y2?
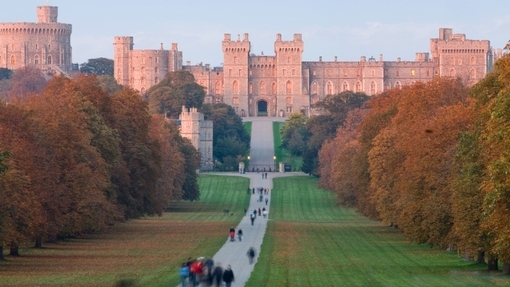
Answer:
247;247;256;264
250;211;256;225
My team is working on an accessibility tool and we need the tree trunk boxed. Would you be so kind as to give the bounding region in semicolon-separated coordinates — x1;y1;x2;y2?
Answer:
503;262;510;275
35;237;42;248
488;257;498;271
0;244;4;260
9;241;19;256
476;251;485;264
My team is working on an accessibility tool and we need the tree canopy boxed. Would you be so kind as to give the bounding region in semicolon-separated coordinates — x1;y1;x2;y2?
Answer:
79;58;114;76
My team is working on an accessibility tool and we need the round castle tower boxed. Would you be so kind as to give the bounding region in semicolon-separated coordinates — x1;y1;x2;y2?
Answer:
0;6;72;74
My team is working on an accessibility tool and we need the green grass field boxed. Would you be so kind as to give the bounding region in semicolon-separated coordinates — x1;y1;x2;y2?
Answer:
246;176;508;287
0;175;250;287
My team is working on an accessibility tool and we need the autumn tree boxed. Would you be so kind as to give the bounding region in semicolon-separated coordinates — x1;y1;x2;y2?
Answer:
7;66;47;101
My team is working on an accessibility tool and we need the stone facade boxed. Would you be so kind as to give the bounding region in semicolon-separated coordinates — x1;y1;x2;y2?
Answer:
0;6;72;75
116;28;501;117
179;106;213;171
113;37;182;95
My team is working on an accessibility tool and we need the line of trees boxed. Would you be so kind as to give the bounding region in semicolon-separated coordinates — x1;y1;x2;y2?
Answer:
0;73;199;258
317;53;510;273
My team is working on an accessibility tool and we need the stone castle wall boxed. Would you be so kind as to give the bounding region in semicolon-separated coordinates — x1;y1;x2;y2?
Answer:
0;6;72;74
116;28;499;118
179;107;213;171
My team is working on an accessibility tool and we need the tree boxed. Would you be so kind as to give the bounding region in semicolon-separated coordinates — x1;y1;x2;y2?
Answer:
0;68;12;80
280;112;307;150
7;66;47;101
79;58;114;76
147;71;205;118
0;150;11;174
201;103;250;170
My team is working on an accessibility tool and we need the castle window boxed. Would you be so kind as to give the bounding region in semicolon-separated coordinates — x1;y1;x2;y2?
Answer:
233;97;239;105
342;81;348;91
272;82;276;94
427;70;430;77
457;59;462;65
471;57;476;64
355;81;361;92
292;69;295;76
371;70;374;77
260;81;266;95
450;69;456;77
155;77;159;84
286;97;292;105
395;81;401;89
328;69;332;76
155;57;158;63
35;44;38;50
155;67;158;73
249;82;253;94
34;55;39;65
142;57;146;64
357;69;361;76
396;70;399;76
10;55;15;65
229;69;232;76
215;97;221;104
233;80;239;94
141;67;145;74
249;70;253;75
370;81;376;95
239;69;242;76
215;81;221;95
470;69;476;79
46;55;52;64
313;70;316;76
141;77;146;85
283;69;287;76
288;56;291;64
286;81;292;94
385;81;391;90
326;82;333;95
234;57;237;64
312;82;318;94
343;69;347;76
450;57;455;65
312;97;319;104
411;70;415;76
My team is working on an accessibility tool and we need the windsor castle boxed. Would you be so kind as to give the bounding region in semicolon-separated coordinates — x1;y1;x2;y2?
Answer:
0;5;504;118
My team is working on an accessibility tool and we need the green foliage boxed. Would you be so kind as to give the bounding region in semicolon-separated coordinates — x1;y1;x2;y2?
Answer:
147;71;205;118
0;150;11;174
201;103;250;170
0;67;12;80
80;57;114;76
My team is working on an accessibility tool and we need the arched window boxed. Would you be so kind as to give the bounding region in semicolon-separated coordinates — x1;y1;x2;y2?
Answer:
470;68;476;79
10;55;15;65
249;82;253;94
326;81;333;95
140;87;146;95
272;82;276;94
385;81;391;90
154;77;159;84
34;55;39;64
215;81;221;95
286;81;292;94
260;81;266;95
233;80;239;94
312;82;318;94
450;57;455;65
47;55;52;64
371;69;375;76
141;77;146;85
395;81;401;89
471;57;476;65
155;67;158;73
450;69;456;77
370;81;376;95
342;81;348;91
355;81;361;92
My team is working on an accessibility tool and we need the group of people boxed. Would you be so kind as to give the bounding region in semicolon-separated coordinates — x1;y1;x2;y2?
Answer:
180;257;235;287
229;227;243;242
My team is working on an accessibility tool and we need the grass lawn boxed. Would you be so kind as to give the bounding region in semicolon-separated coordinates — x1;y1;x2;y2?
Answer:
243;121;252;137
246;176;509;287
272;121;302;171
0;175;250;287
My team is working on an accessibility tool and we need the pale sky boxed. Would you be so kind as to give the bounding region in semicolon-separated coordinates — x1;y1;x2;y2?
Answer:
2;1;509;67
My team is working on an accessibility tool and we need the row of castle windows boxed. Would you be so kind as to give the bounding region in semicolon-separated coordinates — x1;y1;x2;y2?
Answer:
130;77;159;86
0;27;70;34
277;48;300;53
225;48;247;52
441;49;485;54
230;80;294;95
4;54;58;65
449;57;477;65
133;67;159;74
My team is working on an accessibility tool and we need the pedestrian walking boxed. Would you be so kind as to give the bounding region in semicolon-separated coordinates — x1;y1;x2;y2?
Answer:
250;211;255;225
258;208;261;216
222;265;235;287
265;198;268;205
262;207;267;218
247;247;256;264
237;229;243;241
179;262;189;287
212;262;223;287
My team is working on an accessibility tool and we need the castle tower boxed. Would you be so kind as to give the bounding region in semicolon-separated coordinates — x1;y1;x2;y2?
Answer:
222;33;250;114
113;36;133;86
179;106;213;171
430;28;491;85
0;6;72;73
274;34;304;116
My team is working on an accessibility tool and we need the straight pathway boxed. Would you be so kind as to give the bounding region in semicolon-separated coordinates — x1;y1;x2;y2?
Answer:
179;117;306;287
